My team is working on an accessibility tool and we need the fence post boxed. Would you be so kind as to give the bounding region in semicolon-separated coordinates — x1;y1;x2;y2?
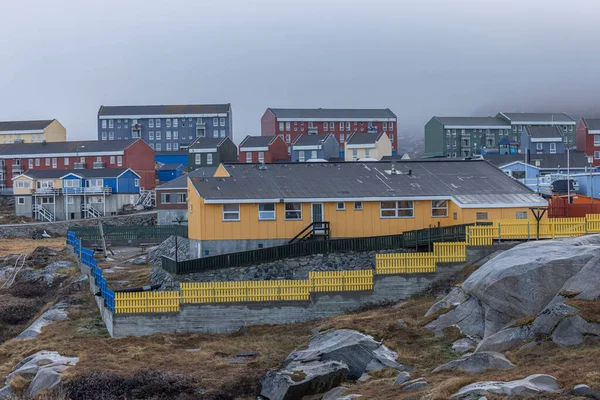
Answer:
498;223;501;245
79;240;82;261
427;228;431;252
527;222;530;241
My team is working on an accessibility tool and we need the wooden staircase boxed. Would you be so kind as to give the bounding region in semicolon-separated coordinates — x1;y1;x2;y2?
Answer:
289;222;331;244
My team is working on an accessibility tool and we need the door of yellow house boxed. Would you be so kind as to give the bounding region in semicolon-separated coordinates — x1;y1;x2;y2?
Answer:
311;203;325;232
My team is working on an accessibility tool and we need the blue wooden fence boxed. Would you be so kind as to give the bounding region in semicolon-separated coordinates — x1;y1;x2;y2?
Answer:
69;230;115;312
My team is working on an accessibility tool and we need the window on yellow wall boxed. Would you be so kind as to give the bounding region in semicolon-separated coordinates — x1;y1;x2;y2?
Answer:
432;200;448;217
380;201;414;218
354;201;363;211
223;204;240;221
258;203;275;220
476;212;488;220
516;211;528;219
285;203;302;220
336;202;345;211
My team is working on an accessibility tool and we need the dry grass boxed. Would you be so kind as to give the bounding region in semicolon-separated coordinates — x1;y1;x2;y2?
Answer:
566;299;600;323
0;238;66;257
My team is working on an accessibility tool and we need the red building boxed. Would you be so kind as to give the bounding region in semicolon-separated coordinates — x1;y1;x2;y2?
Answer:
0;139;155;190
238;135;290;163
576;118;600;166
261;108;398;154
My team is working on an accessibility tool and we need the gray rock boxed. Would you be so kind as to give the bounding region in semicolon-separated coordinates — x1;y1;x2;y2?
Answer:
561;257;600;300
0;385;15;399
476;326;534;353
148;235;190;267
432;351;515;374
321;386;348;400
532;297;578;334
17;303;69;340
552;315;600;346
402;378;429;391
24;365;67;397
284;329;410;380
396;319;408;328
259;361;348;400
393;371;411;385
452;374;559;399
125;255;147;265
425;297;485;339
573;384;600;399
452;338;476;354
357;373;370;382
425;287;470;317
337;396;361;400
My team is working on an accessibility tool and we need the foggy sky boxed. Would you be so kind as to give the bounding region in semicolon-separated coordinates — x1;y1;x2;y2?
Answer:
2;0;600;145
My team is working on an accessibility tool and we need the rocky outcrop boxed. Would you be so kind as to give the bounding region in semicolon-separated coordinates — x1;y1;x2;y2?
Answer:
452;374;559;399
452;338;476;354
17;302;69;340
0;350;78;398
573;384;600;399
432;352;515;374
425;236;600;350
148;236;190;267
260;329;411;400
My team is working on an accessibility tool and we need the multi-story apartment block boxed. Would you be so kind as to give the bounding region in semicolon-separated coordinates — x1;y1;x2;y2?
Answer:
496;112;577;148
97;104;232;153
13;168;141;222
0;139;155;190
576;118;600;166
0;120;66;144
424;117;511;158
261;108;398;156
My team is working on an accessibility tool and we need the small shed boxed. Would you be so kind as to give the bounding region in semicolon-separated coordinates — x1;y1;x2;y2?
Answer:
158;164;183;182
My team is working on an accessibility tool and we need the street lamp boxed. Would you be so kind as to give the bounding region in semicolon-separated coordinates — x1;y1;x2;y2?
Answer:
535;159;541;194
588;155;594;207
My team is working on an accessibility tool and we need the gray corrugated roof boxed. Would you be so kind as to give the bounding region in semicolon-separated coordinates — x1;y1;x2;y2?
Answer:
524;126;562;138
499;112;575;123
582;118;600;131
98;104;230;116
0;120;55;132
346;132;384;145
239;136;275;148
434;117;509;127
188;137;228;149
483;152;589;169
19;168;133;179
293;134;334;146
190;160;545;206
269;108;396;119
156;167;218;190
0;139;138;157
159;164;183;170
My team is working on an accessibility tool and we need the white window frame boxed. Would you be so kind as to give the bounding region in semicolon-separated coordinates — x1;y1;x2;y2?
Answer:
149;131;155;140
67;197;74;205
149;119;154;128
166;131;172;140
117;156;122;166
156;143;161;151
176;192;186;203
161;193;172;204
432;200;448;218
352;149;358;161
52;158;57;168
110;156;115;164
354;201;363;211
336;202;345;211
207;154;213;165
213;117;219;126
220;117;225;127
595;151;600;160
222;204;240;221
299;151;305;162
101;120;107;129
17;196;26;205
108;119;114;128
108;131;114;140
258;151;265;163
340;133;345;143
324;122;328;130
134;179;139;187
284;203;302;220
476;212;489;220
173;119;178;128
166;118;171;128
156;131;162;140
285;122;291;131
173;131;178;139
28;159;33;169
64;179;79;188
258;203;276;220
516;211;528;219
311;150;317;160
155;119;161;128
285;134;291;143
35;158;40;167
549;142;556;154
195;154;201;164
594;136;600;147
101;132;107;140
246;152;252;163
380;201;414;218
365;149;371;158
279;122;284;131
166;143;172;151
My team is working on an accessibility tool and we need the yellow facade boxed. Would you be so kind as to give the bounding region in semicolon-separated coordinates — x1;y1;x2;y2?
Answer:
12;176;63;194
187;179;542;241
0;120;66;144
344;134;392;161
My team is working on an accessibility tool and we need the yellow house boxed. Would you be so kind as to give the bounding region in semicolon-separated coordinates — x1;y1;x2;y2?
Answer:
0;120;66;144
344;132;392;161
186;159;548;257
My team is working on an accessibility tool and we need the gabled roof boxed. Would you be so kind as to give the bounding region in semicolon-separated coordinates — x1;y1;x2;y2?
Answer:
158;164;183;171
239;135;277;148
346;132;384;145
156;167;218;190
98;104;230;117
268;108;396;120
483;152;589;169
523;126;562;138
188;137;231;149
13;168;139;180
0;139;139;158
292;134;335;146
581;118;600;131
498;112;575;124
0;120;55;132
189;160;546;208
433;117;509;127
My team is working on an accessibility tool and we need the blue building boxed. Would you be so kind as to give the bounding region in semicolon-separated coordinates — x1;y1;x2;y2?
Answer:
97;104;233;155
520;126;565;155
158;164;183;182
291;134;340;162
155;151;189;167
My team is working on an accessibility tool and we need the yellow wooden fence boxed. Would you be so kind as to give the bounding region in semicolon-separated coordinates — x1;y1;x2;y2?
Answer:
467;226;494;246
309;270;373;292
115;291;180;314
587;214;600;233
376;252;436;274
434;242;467;262
180;280;310;303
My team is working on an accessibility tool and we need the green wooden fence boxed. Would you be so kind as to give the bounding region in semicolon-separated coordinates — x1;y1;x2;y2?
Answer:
71;225;188;241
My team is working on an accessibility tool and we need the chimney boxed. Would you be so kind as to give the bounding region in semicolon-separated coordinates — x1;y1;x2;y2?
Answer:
527;149;531;165
408;169;412;176
391;162;396;173
42;140;47;146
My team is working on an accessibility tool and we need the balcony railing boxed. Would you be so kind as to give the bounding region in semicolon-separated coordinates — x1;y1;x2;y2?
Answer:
0;164;5;172
63;186;112;195
93;161;106;169
74;162;85;169
12;165;23;173
32;188;62;195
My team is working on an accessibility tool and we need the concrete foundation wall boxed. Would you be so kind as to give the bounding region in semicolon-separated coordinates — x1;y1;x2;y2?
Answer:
189;238;289;258
109;246;504;337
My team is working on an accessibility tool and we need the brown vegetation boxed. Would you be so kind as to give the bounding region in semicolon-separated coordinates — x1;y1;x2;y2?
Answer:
0;239;66;257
